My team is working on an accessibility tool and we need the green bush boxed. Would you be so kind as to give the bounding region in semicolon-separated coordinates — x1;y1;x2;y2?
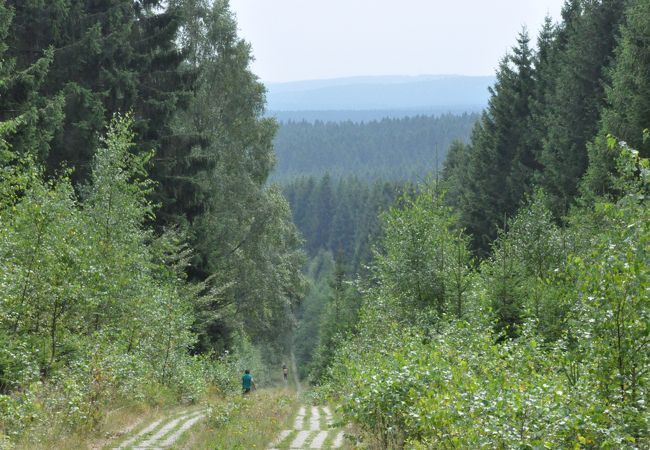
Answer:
0;116;221;442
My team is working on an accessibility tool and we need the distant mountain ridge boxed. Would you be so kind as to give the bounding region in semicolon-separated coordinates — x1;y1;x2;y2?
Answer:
270;107;484;123
267;74;471;92
264;75;494;119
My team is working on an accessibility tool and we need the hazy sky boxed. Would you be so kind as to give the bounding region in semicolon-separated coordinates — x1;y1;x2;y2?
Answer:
229;0;566;83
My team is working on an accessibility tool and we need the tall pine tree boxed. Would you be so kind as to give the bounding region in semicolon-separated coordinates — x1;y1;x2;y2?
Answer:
459;30;535;255
0;3;64;160
537;0;627;216
6;0;190;185
584;0;650;196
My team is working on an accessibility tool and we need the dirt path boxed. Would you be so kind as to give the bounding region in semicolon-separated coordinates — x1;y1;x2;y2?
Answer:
110;409;205;449
291;351;302;397
111;356;325;449
268;404;345;449
270;354;346;449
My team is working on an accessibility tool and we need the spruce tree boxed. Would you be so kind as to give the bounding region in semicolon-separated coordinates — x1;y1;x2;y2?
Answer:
459;30;535;255
329;181;355;263
134;1;194;220
0;3;64;160
313;173;334;253
584;0;650;196
5;0;189;185
442;140;471;210
527;17;559;165
538;0;627;216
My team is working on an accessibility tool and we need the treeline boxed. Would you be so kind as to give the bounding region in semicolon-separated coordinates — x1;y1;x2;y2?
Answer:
308;0;649;448
293;251;361;381
268;107;483;123
0;0;305;352
284;175;412;377
0;0;303;444
443;0;649;255
272;113;478;182
283;174;412;270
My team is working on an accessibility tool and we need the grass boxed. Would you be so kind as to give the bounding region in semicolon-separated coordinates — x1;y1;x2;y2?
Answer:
11;401;160;450
179;387;298;450
5;379;347;449
11;387;297;449
8;385;194;450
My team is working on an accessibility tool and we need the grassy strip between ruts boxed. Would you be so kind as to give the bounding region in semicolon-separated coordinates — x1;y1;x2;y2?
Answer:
176;387;299;449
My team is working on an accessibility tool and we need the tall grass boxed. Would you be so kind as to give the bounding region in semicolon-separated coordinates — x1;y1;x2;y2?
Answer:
179;388;298;449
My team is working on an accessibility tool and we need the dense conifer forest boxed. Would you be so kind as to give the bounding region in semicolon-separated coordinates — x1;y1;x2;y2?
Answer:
272;114;478;182
0;0;648;448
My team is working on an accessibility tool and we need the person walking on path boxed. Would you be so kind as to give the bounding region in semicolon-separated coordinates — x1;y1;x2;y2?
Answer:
282;363;288;383
242;369;256;394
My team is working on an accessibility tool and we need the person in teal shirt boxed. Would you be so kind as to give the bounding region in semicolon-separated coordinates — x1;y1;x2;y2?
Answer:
242;369;256;394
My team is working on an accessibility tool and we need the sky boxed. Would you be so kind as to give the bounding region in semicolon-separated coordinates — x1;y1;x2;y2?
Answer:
229;0;566;83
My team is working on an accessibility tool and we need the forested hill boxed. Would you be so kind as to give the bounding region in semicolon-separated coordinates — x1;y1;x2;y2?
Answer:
265;75;494;112
283;175;413;270
271;113;478;182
